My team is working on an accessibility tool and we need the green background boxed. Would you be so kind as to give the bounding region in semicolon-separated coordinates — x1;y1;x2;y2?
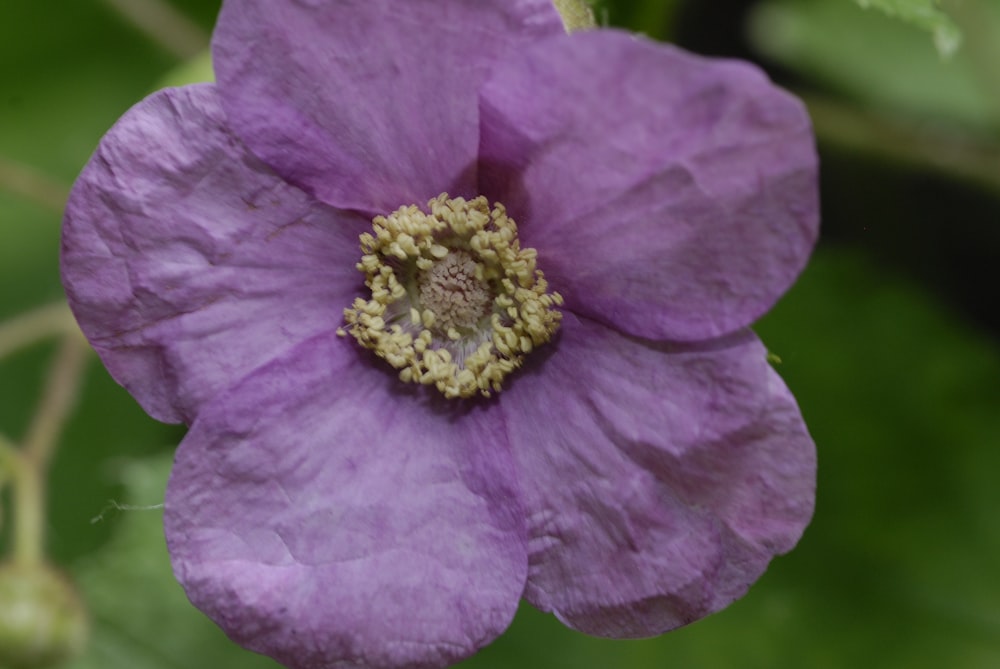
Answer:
2;1;999;667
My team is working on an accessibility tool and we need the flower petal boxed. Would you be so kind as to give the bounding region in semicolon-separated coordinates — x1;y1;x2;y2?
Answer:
502;314;815;637
165;333;527;669
212;0;565;214
479;30;819;341
61;84;367;424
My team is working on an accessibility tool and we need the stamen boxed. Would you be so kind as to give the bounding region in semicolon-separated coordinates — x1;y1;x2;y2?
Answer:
339;194;562;399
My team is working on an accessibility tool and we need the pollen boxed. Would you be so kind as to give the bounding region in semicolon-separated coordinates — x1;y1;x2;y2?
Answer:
340;193;563;399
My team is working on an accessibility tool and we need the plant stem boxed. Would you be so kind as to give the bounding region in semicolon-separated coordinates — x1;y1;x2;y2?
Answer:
2;335;89;566
99;0;209;60
0;434;17;500
23;335;89;470
803;92;1000;193
0;303;78;361
1;435;42;565
10;449;43;566
0;155;70;214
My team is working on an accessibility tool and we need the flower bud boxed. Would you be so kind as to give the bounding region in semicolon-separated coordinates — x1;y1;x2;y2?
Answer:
552;0;596;32
0;562;88;669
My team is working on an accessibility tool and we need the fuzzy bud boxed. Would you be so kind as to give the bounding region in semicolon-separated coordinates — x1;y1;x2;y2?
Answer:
552;0;596;32
0;562;88;669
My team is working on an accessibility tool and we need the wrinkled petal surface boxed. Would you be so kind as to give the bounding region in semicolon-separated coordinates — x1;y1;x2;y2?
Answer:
165;333;528;669
479;30;819;341
502;314;815;637
61;84;367;424
213;0;565;214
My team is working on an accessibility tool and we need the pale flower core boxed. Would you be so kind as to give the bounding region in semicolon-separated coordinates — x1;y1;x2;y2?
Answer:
340;194;563;398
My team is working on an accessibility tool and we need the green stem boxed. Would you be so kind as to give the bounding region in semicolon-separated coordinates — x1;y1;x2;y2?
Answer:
2;335;89;566
0;302;78;361
10;449;43;566
23;336;89;472
0;155;70;214
0;435;16;498
0;436;41;566
803;92;1000;193
99;0;209;60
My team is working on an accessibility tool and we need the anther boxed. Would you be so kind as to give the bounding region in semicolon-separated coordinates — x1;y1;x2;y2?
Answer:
340;194;561;398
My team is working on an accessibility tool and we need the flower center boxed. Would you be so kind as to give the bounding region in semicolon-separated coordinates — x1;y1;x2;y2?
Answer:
339;193;563;399
416;250;493;335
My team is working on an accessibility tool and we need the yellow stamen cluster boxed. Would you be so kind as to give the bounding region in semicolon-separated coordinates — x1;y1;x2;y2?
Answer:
340;194;563;399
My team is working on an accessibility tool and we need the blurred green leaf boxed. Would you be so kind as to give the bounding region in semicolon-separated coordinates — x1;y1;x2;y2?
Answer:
0;0;202;564
748;0;999;131
67;455;280;669
854;0;961;54
157;49;214;89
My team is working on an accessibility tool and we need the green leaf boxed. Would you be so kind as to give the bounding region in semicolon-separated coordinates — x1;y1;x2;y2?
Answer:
748;0;999;131
157;50;214;89
66;456;280;669
854;0;961;54
0;0;198;566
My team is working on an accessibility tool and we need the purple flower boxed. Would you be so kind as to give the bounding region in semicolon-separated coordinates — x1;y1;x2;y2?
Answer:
61;1;818;668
